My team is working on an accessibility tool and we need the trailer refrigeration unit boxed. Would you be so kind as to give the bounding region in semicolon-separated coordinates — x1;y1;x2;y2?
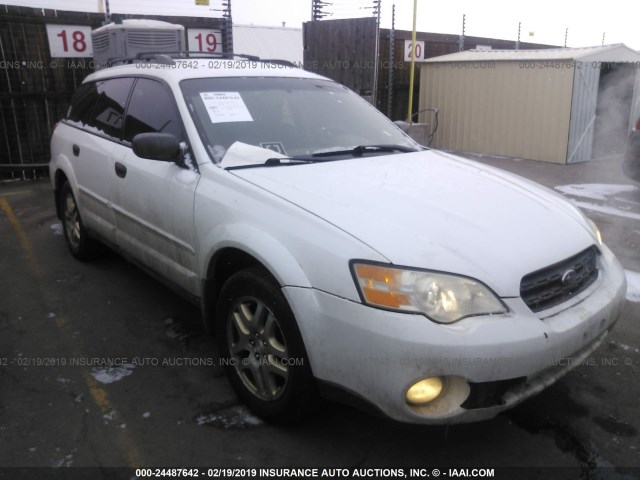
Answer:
92;19;186;68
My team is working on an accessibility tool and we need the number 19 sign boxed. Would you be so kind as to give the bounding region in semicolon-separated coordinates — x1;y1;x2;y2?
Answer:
46;24;93;57
187;29;222;53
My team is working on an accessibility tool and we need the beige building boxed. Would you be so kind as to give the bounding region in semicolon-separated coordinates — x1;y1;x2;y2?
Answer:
419;44;640;163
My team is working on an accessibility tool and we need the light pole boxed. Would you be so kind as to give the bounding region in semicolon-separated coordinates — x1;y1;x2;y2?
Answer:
406;0;417;122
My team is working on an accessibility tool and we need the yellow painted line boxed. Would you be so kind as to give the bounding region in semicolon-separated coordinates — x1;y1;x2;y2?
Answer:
0;196;44;280
2;196;143;468
0;189;31;197
86;375;143;468
86;374;112;413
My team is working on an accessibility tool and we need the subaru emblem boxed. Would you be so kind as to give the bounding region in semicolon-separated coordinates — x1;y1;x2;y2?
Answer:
561;269;577;286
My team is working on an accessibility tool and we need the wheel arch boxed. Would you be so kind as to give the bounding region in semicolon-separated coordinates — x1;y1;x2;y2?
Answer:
53;169;70;220
199;228;312;335
51;152;80;221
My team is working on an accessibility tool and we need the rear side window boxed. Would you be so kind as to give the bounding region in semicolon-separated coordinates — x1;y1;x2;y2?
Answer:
67;77;134;141
123;78;184;143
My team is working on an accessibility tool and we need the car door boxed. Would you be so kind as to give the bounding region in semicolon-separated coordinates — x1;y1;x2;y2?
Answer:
112;77;200;296
66;77;134;244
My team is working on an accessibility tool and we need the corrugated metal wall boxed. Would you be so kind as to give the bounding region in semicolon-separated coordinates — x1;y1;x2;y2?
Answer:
566;62;599;163
420;61;574;163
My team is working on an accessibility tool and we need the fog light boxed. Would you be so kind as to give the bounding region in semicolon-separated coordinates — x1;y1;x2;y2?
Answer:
406;377;444;405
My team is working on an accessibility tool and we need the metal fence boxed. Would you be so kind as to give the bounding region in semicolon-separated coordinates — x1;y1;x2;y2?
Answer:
0;4;231;180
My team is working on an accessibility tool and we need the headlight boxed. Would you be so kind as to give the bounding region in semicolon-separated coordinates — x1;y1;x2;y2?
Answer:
351;262;507;324
587;218;602;246
575;208;602;246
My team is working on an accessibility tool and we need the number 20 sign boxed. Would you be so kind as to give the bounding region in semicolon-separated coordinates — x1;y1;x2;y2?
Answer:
46;24;93;57
404;40;425;62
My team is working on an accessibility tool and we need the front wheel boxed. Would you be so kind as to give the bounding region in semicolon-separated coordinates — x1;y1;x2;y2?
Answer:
216;267;317;423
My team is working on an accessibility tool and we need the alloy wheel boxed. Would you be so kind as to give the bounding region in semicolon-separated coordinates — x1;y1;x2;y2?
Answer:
227;297;289;401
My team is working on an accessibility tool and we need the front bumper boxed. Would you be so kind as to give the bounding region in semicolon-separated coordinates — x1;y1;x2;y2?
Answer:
284;245;627;424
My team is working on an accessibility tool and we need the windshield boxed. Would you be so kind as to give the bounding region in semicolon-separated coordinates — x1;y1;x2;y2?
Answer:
180;76;419;165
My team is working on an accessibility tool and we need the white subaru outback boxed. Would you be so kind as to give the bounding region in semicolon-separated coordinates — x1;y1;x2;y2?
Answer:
49;54;627;424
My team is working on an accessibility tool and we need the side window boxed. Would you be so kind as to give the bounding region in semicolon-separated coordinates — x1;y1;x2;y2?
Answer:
123;79;184;143
67;78;134;141
67;83;96;124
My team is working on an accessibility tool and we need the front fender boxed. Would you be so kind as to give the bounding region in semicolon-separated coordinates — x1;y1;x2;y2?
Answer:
194;163;387;305
202;222;312;289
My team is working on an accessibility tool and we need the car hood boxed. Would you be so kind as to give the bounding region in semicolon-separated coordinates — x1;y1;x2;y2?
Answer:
231;150;597;296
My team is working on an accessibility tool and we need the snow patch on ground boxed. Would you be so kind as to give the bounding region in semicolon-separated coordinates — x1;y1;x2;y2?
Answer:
610;339;640;353
555;183;638;201
195;405;263;429
50;223;63;235
625;270;640;303
554;184;640;221
571;201;640;222
91;364;135;384
52;453;73;467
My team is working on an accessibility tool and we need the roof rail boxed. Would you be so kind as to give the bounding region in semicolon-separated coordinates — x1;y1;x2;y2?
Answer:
107;51;294;67
260;59;297;67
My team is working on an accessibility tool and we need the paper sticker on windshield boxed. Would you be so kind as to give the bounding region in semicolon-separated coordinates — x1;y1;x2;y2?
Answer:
200;92;253;124
260;142;286;155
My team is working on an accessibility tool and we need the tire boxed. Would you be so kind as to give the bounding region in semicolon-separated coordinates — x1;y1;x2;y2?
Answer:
59;181;105;261
216;267;317;424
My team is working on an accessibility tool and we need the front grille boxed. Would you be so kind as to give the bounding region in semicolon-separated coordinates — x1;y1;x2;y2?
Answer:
520;246;599;312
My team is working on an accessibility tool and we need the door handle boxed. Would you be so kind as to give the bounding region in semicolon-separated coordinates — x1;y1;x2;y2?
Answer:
115;162;127;178
72;144;80;157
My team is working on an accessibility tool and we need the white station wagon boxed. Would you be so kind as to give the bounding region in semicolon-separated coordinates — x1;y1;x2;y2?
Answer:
50;54;627;424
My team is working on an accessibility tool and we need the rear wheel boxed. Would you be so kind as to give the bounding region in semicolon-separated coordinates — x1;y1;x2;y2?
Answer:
59;181;105;261
216;267;316;423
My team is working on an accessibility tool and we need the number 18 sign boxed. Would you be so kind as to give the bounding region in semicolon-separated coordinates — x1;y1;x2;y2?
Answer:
46;24;93;57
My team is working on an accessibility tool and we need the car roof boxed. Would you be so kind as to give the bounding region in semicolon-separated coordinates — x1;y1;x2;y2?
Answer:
84;57;327;86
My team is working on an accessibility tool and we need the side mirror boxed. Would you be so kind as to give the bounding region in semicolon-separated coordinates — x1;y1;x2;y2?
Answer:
132;133;181;162
394;120;410;133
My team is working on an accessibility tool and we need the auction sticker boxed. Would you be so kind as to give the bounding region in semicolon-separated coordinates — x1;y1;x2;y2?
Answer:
200;92;253;124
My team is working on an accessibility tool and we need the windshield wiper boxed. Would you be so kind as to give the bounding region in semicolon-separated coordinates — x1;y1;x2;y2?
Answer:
311;144;418;158
224;144;419;170
225;157;316;171
264;157;313;166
